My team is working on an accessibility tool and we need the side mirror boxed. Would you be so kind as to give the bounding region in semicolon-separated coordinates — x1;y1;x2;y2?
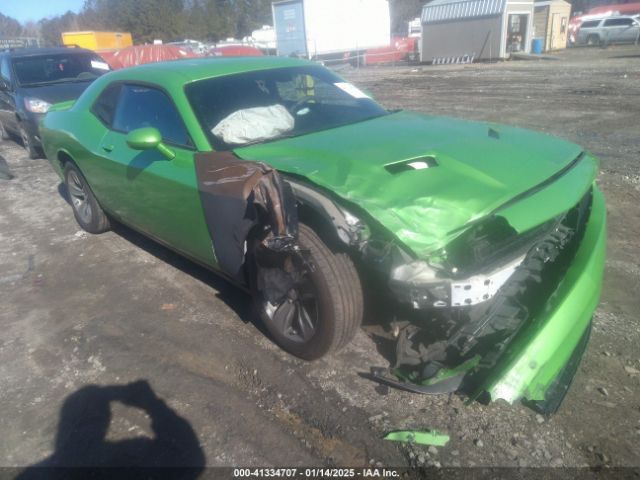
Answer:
126;127;175;160
0;79;9;91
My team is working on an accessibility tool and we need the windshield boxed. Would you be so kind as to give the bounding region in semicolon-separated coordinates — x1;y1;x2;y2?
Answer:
12;53;110;87
185;66;389;150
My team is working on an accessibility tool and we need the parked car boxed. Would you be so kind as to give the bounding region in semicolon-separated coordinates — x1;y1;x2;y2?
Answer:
576;15;640;46
0;47;110;158
40;57;606;412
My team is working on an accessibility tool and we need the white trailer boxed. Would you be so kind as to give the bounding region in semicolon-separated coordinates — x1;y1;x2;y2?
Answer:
272;0;391;58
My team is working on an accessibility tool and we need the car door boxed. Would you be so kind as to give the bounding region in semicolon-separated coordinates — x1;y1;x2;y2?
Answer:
88;82;216;267
623;18;640;43
602;18;633;43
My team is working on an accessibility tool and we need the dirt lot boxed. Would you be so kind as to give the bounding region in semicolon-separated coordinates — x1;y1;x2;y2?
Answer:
1;45;639;471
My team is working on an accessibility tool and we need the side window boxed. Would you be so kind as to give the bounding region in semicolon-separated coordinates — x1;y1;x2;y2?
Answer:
603;18;633;27
91;83;122;127
112;84;191;147
581;21;600;29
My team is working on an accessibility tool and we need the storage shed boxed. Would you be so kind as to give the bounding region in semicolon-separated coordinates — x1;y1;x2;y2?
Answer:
533;0;571;51
420;0;535;63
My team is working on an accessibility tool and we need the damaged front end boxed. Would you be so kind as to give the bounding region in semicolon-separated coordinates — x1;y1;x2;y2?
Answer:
367;158;606;413
195;147;605;412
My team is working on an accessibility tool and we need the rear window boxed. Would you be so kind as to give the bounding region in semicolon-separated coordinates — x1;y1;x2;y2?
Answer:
580;20;601;28
12;53;110;87
92;83;122;127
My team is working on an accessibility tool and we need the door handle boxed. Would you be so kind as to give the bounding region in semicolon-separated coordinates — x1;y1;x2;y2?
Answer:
101;144;114;153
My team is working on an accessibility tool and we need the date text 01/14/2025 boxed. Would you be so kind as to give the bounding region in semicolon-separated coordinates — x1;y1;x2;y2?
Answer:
232;468;401;478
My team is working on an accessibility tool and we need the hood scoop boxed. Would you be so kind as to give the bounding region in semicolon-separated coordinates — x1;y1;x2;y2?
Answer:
385;156;438;174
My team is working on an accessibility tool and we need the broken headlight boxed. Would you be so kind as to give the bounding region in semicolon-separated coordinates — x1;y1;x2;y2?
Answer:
389;261;451;309
389;255;525;310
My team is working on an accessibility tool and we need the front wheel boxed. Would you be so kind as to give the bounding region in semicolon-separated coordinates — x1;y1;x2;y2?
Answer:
64;162;110;234
255;224;363;360
19;123;40;159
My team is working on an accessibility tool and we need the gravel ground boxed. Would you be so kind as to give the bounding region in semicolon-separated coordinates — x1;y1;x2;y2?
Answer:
0;45;639;471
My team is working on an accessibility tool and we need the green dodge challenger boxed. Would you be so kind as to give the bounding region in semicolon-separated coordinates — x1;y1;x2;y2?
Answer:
40;57;606;412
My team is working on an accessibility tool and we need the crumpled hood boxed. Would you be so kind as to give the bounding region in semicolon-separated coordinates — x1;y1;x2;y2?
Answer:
234;111;588;257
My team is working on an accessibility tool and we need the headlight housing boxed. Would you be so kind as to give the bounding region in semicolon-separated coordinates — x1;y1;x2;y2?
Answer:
24;97;51;114
389;252;526;309
389;260;451;309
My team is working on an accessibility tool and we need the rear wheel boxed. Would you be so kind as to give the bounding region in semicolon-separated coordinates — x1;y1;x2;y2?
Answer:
586;34;601;47
64;162;110;234
19;123;39;159
255;224;363;360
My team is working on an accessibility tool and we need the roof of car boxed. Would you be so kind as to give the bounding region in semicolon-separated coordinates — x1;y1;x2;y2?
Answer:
3;47;95;58
103;56;317;86
583;14;638;22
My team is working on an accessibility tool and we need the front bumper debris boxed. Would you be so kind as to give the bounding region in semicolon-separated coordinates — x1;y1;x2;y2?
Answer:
479;187;606;406
373;186;606;411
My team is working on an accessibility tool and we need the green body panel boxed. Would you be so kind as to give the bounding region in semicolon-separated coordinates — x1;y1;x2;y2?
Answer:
88;129;213;264
40;74;217;267
235;111;591;258
496;153;597;233
48;100;76;112
39;56;607;406
384;430;450;447
483;187;606;403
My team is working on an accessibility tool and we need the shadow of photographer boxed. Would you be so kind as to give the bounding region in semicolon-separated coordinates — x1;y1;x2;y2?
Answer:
17;380;205;479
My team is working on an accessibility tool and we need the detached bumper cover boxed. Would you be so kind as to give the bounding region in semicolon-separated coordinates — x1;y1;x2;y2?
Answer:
476;186;606;404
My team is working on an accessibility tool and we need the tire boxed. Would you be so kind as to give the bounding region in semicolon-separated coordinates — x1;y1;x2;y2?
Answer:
63;162;110;234
586;34;600;47
255;223;363;360
18;123;40;159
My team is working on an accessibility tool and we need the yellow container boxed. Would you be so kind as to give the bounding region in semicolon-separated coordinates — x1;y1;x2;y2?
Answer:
61;31;133;51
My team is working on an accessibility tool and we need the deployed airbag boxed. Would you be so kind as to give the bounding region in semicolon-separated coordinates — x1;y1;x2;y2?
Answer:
212;104;294;145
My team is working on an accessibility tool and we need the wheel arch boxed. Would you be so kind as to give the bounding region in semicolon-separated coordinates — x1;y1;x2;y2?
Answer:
287;179;367;255
587;33;601;44
56;149;77;175
297;201;346;252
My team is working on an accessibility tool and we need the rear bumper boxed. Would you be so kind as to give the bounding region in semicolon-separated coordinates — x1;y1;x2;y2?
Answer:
478;186;606;404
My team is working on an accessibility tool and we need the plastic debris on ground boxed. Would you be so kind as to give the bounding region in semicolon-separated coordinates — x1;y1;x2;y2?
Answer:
384;430;450;447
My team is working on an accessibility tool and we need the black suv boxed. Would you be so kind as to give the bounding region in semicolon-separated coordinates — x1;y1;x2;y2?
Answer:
0;47;111;158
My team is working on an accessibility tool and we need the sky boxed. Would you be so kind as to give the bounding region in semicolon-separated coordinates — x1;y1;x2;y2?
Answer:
0;0;85;24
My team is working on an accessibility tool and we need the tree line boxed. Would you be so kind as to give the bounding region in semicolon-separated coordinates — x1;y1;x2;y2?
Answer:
2;0;601;48
0;0;431;47
1;0;274;46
